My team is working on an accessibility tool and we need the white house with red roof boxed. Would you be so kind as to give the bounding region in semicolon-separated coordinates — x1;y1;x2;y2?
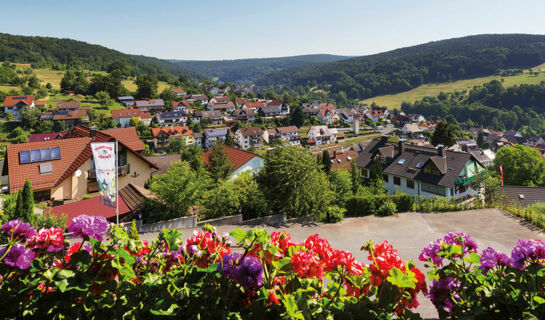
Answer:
170;88;187;97
202;145;264;179
112;108;152;127
2;95;35;120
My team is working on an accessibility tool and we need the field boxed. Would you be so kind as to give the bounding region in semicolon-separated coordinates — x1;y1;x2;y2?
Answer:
360;69;545;109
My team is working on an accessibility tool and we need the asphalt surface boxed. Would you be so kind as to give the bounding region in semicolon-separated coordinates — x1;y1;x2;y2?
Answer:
140;208;545;319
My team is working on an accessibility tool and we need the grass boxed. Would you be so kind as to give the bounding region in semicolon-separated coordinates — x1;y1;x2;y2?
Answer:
360;69;545;109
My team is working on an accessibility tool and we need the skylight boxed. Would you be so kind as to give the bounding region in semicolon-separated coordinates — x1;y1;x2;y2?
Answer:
398;158;406;165
416;162;425;168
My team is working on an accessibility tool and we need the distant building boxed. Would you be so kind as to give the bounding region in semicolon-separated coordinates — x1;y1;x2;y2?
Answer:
202;145;264;180
3;95;35;120
151;126;194;150
235;127;264;149
264;126;300;146
112;109;152;127
307;126;338;145
203;128;228;149
135;99;165;113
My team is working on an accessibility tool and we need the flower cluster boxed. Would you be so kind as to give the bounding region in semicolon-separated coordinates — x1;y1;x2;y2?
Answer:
428;277;462;312
68;214;110;242
0;244;35;270
184;230;231;268
511;239;545;270
479;247;512;274
419;231;478;267
26;227;64;252
1;219;36;241
218;253;263;289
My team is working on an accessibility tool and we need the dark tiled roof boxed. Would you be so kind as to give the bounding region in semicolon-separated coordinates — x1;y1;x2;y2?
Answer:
356;139;476;187
499;186;545;207
145;154;181;175
119;183;154;212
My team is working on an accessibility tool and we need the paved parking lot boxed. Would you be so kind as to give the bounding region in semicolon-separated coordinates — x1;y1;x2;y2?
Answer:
141;208;545;319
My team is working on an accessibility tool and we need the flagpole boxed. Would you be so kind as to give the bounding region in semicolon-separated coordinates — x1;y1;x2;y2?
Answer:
116;139;119;225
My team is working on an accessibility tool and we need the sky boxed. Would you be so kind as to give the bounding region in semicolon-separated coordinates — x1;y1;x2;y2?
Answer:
1;0;544;61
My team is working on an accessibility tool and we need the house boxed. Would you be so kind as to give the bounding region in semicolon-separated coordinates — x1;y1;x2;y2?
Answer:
135;99;165;113
355;137;486;201
302;107;320;117
456;140;479;153
155;111;188;127
236;98;249;107
112;109;152;128
317;104;337;124
235;127;264;149
498;185;545;207
170;89;187;97
207;101;236;114
259;103;290;118
35;101;47;108
190;94;208;105
407;114;426;123
194;132;204;148
401;123;422;136
391;113;411;126
243;101;265;110
56;99;80;111
151;126;194;150
29;132;68;143
171;100;190;112
264;126;300;146
193;110;224;125
42;109;90;128
146;154;181;176
469;149;494;167
3;95;35;120
307;126;338;145
202;145;264;179
3;125;157;203
232;108;256;123
329;148;358;170
335;109;355;125
365;109;387;123
118;96;135;107
49;183;153;224
203;128;228;149
209;96;230;104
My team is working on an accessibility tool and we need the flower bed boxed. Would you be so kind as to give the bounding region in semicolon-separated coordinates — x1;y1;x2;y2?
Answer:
1;214;545;319
0;215;426;319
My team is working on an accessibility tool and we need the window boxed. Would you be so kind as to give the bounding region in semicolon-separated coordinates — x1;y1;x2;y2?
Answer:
33;190;50;202
394;176;401;185
39;163;52;174
87;181;99;193
406;179;414;189
361;168;368;177
397;158;406;165
424;165;441;175
416;162;425;168
421;182;446;195
382;174;389;182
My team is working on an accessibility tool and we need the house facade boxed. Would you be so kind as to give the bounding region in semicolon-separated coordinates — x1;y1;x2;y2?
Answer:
3;95;35;120
112;109;152;128
151;126;194;150
235;127;264;149
3;126;157;203
355;137;485;201
203;128;228;149
203;146;264;179
135;99;165;113
264;126;300;145
307;126;338;145
155;111;188;126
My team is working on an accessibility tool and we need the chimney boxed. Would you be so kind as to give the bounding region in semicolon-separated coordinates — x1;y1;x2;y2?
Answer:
437;144;446;157
398;140;405;153
90;126;97;138
381;134;389;143
333;150;337;158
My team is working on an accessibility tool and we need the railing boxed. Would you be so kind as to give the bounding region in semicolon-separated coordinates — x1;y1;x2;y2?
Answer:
88;163;131;179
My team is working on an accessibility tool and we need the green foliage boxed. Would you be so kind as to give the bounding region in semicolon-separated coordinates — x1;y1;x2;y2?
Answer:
20;107;41;130
316;205;345;223
257;146;332;217
128;220;140;240
181;144;204;171
321;150;331;173
95;91;113;107
167;137;186;154
232;171;270;220
206;144;235;182
344;193;414;216
200;181;242;219
290;105;304;128
369;158;383;183
224;132;235;147
431;120;458;147
494;144;545;186
376;199;397;216
135;74;158;99
147;161;212;221
21;180;34;223
328;169;353;205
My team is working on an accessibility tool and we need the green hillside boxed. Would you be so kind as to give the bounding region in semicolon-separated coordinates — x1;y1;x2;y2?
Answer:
257;34;545;101
169;54;351;84
0;33;203;80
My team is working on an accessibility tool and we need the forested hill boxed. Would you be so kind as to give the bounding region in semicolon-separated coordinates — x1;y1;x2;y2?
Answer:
256;34;545;100
169;54;351;84
0;33;204;80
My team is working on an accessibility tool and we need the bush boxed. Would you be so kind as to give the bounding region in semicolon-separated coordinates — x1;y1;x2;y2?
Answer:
391;193;415;212
344;195;379;216
376;199;397;216
317;205;345;223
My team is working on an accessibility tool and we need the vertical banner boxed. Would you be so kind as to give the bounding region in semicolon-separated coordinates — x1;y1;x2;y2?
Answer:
91;142;117;208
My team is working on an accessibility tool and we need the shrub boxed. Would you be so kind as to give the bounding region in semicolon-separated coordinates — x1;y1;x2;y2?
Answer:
317;205;345;223
128;220;140;240
391;193;415;212
376;199;397;216
344;195;379;216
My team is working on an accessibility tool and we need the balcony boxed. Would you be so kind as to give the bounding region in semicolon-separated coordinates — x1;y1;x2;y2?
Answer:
88;163;131;179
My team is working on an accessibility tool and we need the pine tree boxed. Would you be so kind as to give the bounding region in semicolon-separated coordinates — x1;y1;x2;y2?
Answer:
350;159;361;194
207;144;235;182
15;192;24;221
225;132;235;147
322;150;331;173
291;105;304;128
21;179;34;222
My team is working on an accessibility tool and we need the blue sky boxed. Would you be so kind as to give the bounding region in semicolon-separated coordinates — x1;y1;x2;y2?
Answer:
1;0;544;60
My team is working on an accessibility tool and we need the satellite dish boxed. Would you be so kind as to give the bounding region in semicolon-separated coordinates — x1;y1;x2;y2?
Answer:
75;169;82;177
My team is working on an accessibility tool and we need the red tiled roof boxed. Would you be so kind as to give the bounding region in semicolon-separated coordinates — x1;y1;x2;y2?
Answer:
35;100;47;107
101;127;145;151
244;101;264;109
171;89;186;94
49;195;130;226
111;108;143;119
28;132;68;143
3;95;35;107
57;99;80;109
5;137;91;193
171;100;191;109
151;126;193;138
139;112;152;119
213;96;230;102
202;145;261;172
267;100;284;107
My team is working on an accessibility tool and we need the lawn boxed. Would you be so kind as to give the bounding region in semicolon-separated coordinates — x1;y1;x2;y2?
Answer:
360;70;545;109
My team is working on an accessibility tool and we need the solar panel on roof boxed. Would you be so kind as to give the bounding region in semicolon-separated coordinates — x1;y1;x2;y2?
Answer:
30;149;41;162
51;147;61;160
12;96;26;100
19;151;31;164
40;148;51;161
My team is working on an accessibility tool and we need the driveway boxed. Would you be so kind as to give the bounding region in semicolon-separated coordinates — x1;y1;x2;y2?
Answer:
140;208;545;319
